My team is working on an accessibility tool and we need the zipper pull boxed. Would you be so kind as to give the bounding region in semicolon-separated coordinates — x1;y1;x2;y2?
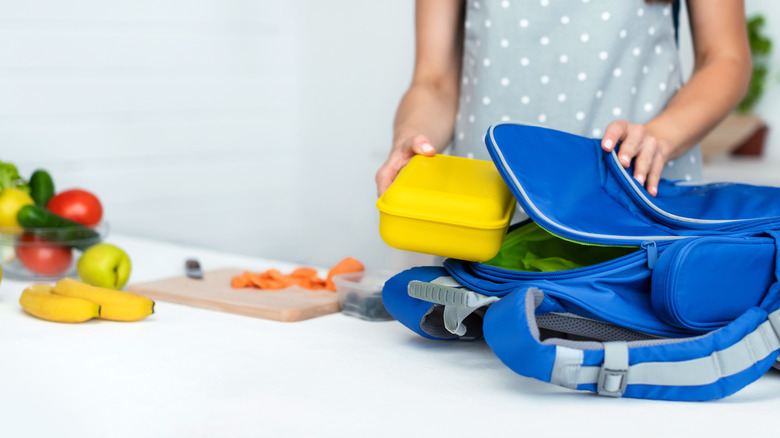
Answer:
641;241;657;269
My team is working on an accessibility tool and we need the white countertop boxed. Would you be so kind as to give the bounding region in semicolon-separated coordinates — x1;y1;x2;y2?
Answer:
2;234;780;438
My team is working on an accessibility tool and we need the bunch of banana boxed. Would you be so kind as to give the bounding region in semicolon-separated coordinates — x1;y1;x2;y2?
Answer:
19;284;100;323
19;278;154;323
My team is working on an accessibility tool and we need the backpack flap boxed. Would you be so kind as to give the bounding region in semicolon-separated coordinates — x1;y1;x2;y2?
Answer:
484;123;780;245
651;234;780;333
615;160;780;232
485;123;675;246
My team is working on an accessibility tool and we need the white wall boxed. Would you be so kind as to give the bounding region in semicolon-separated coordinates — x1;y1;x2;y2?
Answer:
295;2;417;269
0;1;415;270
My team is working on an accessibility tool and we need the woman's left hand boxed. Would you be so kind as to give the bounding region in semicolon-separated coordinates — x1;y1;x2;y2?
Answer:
601;120;669;197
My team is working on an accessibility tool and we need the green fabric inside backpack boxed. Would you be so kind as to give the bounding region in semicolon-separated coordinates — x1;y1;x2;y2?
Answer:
484;221;636;272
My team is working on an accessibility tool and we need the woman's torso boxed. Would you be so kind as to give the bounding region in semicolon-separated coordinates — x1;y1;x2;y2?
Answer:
452;0;701;182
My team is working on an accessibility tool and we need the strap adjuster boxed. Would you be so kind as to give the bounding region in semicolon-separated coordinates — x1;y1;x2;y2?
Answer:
598;368;628;397
597;341;629;397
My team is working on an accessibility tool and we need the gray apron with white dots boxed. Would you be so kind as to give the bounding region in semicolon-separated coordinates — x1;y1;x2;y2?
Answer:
453;0;702;182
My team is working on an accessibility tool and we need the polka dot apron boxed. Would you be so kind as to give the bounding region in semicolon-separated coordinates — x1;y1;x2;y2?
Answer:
453;0;702;182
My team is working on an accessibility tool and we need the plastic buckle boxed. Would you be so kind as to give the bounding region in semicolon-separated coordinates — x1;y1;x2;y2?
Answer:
407;281;499;336
597;367;628;397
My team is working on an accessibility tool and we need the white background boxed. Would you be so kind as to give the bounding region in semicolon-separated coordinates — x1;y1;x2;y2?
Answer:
0;0;778;270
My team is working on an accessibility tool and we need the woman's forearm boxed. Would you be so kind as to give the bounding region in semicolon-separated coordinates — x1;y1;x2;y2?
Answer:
646;0;751;160
392;81;460;153
375;0;464;196
646;55;752;160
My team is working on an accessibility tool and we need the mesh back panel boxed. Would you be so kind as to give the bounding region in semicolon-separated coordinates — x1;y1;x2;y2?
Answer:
536;313;660;342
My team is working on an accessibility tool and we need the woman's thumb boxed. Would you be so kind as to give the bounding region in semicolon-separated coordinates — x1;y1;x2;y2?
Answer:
411;135;435;156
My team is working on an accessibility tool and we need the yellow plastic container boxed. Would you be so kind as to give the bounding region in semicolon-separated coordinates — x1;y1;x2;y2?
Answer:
376;154;516;262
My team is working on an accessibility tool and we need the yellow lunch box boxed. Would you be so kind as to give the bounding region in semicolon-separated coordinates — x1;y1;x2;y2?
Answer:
376;154;516;262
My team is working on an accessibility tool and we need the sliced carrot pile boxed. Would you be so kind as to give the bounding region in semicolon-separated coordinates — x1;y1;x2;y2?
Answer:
231;257;364;292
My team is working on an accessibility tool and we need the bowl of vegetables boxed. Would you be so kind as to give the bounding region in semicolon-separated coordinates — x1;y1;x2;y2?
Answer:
1;220;108;281
0;162;108;281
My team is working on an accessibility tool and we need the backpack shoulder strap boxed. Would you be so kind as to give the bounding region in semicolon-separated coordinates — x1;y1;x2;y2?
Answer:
484;286;780;401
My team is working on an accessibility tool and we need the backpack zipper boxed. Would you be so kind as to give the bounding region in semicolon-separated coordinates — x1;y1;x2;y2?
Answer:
640;241;657;269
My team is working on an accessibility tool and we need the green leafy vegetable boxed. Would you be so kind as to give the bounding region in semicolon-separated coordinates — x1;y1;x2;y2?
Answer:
0;160;30;195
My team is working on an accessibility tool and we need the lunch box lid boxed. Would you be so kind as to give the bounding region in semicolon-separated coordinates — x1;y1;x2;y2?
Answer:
376;154;516;230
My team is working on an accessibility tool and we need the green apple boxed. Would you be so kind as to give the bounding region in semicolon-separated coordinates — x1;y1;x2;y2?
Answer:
77;243;132;289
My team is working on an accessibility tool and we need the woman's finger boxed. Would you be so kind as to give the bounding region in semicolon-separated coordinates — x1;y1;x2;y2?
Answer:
376;135;434;196
601;120;628;153
632;136;658;187
375;162;396;197
645;152;666;197
615;123;647;168
411;135;435;156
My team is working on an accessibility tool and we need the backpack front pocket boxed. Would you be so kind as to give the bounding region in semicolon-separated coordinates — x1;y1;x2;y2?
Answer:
650;235;778;333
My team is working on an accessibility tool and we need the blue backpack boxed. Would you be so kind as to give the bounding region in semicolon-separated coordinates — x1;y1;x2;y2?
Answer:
382;123;780;401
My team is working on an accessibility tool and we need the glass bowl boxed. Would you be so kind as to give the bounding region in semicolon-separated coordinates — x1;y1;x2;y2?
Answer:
332;270;395;321
0;222;108;281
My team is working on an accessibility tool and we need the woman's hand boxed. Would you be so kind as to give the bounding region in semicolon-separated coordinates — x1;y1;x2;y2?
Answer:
601;120;670;197
375;134;436;197
601;1;750;198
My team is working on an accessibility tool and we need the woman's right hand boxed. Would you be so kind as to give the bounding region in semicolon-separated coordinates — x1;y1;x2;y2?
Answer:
375;134;436;197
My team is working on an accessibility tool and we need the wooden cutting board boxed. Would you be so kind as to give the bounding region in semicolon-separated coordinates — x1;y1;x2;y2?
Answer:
127;268;340;322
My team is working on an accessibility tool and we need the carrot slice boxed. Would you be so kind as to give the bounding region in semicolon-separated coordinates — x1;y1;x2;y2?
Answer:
295;277;315;289
265;269;284;280
246;272;266;288
290;267;318;278
325;256;365;291
231;273;252;288
311;277;326;288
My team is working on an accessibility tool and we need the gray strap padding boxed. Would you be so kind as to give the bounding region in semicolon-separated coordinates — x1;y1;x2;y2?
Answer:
550;347;584;390
568;309;780;388
408;281;499;336
546;300;780;395
598;342;629;397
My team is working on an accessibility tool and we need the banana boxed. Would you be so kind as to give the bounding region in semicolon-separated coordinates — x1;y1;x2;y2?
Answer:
19;284;100;323
53;277;154;322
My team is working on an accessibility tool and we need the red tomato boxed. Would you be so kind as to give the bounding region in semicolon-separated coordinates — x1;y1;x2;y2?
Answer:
16;234;74;276
46;189;103;227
